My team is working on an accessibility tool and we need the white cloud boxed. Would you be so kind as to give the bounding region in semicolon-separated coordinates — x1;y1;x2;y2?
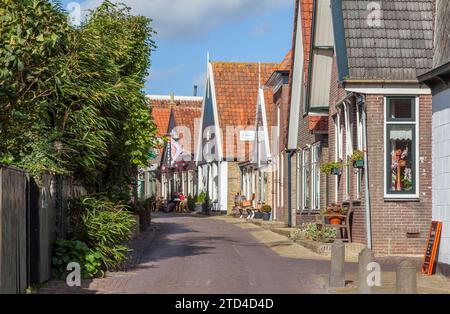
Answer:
77;0;292;39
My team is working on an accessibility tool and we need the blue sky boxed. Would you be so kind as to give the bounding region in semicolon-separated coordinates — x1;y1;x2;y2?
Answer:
59;0;294;96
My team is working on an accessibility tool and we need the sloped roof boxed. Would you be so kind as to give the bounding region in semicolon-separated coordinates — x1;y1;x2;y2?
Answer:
279;50;293;71
338;0;435;80
211;62;279;160
148;95;203;109
172;107;202;153
151;107;171;135
149;95;203;136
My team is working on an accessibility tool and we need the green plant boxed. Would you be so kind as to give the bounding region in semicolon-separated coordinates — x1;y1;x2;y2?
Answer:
68;196;136;271
187;194;195;211
322;204;348;216
320;161;343;174
52;240;104;279
351;150;364;162
260;205;272;213
292;223;337;243
196;191;206;204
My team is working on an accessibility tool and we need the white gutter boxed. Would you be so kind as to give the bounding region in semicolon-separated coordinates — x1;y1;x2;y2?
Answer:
360;95;373;250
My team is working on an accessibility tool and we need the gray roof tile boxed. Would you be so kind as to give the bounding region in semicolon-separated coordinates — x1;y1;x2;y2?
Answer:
341;0;434;80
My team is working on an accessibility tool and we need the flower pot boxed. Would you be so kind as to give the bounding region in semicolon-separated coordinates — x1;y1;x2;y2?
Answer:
330;167;342;176
353;159;364;169
262;212;271;221
329;216;342;225
195;203;203;213
254;211;263;219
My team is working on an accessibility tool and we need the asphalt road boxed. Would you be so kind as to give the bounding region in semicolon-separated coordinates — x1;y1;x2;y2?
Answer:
120;213;334;294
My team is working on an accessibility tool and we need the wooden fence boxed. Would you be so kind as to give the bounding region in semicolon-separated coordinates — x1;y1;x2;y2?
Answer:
0;165;86;293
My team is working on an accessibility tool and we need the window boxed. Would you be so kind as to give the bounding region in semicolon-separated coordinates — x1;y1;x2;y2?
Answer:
302;148;310;211
311;143;321;211
385;97;418;197
356;106;364;199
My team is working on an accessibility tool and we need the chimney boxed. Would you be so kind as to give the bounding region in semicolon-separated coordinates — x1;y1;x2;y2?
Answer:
193;85;198;97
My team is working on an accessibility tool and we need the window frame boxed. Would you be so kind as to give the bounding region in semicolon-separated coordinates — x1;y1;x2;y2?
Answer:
301;147;311;212
384;96;419;199
311;143;321;212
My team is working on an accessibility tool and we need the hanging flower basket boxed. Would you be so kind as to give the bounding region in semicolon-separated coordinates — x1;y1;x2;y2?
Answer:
330;167;343;176
353;159;364;169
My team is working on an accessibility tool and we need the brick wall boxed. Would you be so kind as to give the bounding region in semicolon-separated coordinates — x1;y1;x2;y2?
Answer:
227;162;241;214
327;56;432;254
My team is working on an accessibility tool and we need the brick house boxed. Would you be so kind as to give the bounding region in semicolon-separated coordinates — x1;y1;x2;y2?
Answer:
418;0;450;276
195;61;278;213
252;52;292;222
147;94;202;201
322;0;434;255
161;105;202;201
288;0;330;227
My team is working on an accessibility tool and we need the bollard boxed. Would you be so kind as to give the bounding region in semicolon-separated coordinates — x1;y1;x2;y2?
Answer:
358;248;374;294
330;240;346;287
396;260;418;294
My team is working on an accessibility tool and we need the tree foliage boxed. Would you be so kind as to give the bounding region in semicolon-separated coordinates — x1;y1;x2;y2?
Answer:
0;0;158;195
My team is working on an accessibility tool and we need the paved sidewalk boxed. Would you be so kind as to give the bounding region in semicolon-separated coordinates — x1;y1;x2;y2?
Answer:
217;216;450;294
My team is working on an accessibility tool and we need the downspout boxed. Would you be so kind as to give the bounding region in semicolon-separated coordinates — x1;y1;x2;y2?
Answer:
287;149;296;227
360;96;373;250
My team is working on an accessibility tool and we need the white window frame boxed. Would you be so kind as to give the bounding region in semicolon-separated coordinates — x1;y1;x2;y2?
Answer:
384;96;420;199
311;143;321;211
301;147;310;212
296;151;302;212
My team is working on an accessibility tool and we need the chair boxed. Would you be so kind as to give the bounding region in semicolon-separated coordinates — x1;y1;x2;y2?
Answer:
242;194;256;220
320;204;354;243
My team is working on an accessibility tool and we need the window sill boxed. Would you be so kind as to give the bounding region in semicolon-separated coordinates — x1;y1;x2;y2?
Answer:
384;197;420;203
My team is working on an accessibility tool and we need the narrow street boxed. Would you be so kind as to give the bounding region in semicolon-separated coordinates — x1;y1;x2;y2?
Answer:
102;213;331;294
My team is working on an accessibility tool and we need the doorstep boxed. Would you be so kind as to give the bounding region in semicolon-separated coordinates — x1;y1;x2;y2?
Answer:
294;239;366;258
250;219;288;229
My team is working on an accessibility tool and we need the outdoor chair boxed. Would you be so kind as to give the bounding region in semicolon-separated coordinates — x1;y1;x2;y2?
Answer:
242;194;256;220
319;205;354;243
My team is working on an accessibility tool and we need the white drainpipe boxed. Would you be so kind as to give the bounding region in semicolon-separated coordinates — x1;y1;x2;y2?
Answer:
360;95;373;250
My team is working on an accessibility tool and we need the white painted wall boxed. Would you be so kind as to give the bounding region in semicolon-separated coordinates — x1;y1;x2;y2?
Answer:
218;162;228;212
432;88;450;267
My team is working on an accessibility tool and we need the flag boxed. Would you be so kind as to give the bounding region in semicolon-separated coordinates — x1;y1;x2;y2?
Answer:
170;138;183;165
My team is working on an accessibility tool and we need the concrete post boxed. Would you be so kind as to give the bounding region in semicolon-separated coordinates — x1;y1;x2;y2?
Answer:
358;248;374;294
330;240;346;287
396;260;418;294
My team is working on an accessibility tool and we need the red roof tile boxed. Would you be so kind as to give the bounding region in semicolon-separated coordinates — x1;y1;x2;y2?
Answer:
301;0;313;84
151;107;171;136
279;50;293;71
211;62;279;160
172;107;202;153
308;115;328;132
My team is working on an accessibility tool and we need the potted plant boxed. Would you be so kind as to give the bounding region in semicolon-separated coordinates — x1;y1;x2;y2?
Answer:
320;161;343;176
260;205;272;221
195;191;206;212
322;204;348;225
351;150;365;169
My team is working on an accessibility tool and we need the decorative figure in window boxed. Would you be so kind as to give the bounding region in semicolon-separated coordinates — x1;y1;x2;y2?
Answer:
394;149;406;191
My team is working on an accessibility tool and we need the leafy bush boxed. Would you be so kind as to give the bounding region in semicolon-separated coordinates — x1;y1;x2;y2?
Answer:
292;223;337;243
52;240;104;279
320;161;343;174
187;194;195;211
68;196;136;271
351;150;364;162
196;191;206;204
260;205;272;213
